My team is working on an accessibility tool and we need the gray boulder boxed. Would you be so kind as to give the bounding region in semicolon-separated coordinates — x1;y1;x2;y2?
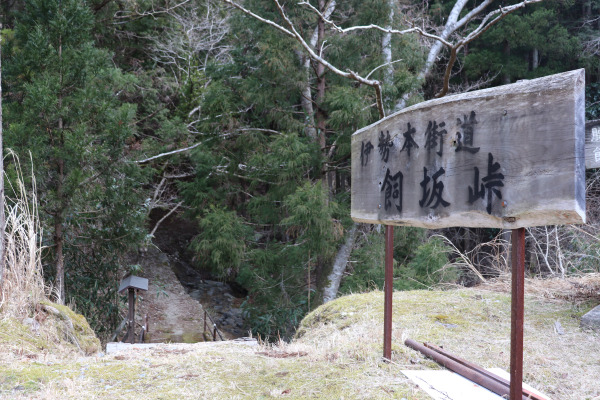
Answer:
581;304;600;330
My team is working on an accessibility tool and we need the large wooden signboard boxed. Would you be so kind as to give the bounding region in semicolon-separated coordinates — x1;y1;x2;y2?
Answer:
351;69;586;229
585;119;600;169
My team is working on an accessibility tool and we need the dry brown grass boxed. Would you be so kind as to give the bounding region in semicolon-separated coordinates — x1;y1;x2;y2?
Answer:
0;151;46;318
0;285;599;399
481;273;600;305
0;154;100;363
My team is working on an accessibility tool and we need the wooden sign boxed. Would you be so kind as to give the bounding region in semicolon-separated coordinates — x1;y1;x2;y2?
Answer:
585;119;600;169
351;69;586;229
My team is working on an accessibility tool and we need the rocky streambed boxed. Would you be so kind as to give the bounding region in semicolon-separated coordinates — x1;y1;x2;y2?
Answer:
133;212;249;343
171;256;247;338
136;247;247;343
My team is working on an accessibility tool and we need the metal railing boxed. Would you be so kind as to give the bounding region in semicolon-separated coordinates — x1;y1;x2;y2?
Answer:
203;309;224;341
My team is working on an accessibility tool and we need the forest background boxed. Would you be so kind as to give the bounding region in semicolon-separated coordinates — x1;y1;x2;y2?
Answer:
0;0;598;341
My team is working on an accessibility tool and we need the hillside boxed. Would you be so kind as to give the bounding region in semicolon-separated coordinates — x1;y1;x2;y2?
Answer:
1;279;599;400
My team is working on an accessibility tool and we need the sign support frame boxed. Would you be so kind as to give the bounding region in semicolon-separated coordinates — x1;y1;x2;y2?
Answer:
383;225;394;360
382;228;527;399
510;227;526;399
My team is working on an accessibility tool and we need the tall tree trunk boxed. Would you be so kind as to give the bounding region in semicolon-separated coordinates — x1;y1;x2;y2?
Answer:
322;223;357;303
314;0;335;202
530;48;539;71
299;61;317;140
54;205;65;304
381;0;394;114
502;40;511;84
0;22;5;289
316;0;327;153
55;36;65;304
296;1;336;141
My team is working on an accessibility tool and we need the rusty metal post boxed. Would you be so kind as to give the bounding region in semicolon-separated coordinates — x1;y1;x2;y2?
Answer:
203;310;207;334
213;324;217;341
383;225;394;360
510;228;525;400
127;288;135;344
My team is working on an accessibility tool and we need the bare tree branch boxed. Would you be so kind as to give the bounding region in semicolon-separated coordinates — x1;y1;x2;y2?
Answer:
366;59;403;80
113;0;192;23
149;201;184;238
135;142;202;164
222;0;295;38
222;0;385;118
435;0;543;97
298;1;453;47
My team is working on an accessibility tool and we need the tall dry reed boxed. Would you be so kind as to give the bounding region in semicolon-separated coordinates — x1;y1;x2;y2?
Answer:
0;150;46;318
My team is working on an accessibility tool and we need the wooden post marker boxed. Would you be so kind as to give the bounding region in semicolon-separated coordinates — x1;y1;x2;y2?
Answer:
351;70;586;397
118;275;149;344
585;119;600;169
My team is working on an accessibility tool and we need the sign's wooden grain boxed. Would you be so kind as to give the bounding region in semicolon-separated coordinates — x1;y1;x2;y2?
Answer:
351;69;586;229
585;120;600;169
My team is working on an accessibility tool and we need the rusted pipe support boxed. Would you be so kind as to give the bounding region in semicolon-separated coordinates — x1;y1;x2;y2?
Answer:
405;339;531;400
423;342;548;400
383;225;394;360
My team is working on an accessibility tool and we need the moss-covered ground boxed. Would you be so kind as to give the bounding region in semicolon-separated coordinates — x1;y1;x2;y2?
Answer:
1;287;599;399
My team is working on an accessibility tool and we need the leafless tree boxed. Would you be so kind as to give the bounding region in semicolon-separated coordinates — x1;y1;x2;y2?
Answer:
151;0;232;98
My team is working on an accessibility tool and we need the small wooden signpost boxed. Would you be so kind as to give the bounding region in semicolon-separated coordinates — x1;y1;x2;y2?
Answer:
585;119;600;169
351;69;586;399
118;275;149;344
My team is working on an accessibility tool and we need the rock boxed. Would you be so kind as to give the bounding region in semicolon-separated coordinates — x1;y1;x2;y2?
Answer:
581;304;600;330
554;320;565;335
42;304;61;317
189;290;201;300
23;317;40;332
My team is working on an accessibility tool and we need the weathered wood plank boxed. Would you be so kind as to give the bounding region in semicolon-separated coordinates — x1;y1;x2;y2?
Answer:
351;69;586;229
585;120;600;169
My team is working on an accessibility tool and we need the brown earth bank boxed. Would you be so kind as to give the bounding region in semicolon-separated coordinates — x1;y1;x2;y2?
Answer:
133;245;248;343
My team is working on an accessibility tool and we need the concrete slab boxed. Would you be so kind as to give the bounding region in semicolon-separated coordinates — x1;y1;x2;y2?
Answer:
401;368;551;400
581;304;600;330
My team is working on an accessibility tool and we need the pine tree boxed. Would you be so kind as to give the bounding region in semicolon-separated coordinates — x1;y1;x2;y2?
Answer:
4;0;146;333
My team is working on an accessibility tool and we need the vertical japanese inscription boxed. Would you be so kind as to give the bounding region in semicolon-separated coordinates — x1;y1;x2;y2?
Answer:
400;123;419;157
419;167;451;209
591;127;600;163
469;153;504;214
424;120;447;157
378;131;393;163
361;140;374;166
381;168;403;212
455;111;480;154
364;109;507;219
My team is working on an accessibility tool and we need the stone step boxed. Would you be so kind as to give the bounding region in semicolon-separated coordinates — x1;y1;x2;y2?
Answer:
105;337;258;354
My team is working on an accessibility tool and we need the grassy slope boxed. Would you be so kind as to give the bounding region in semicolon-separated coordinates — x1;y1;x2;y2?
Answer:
0;286;599;400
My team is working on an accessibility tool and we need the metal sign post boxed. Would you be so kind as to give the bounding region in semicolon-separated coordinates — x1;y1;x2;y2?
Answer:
383;225;394;360
510;228;526;399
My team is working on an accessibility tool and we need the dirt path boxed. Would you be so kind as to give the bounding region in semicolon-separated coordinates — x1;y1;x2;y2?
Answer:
136;246;234;343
